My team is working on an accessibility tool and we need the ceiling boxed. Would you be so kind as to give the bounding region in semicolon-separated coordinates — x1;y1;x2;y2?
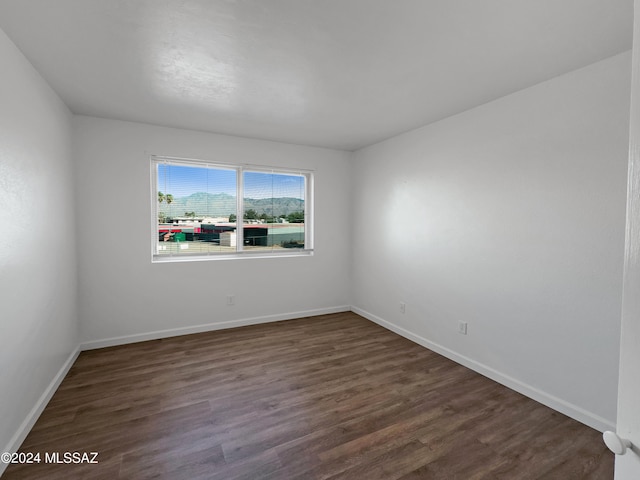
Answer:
0;0;633;151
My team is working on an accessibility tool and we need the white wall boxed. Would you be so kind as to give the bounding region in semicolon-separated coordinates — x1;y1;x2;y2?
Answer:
615;2;640;477
73;116;352;346
351;52;631;430
0;28;78;464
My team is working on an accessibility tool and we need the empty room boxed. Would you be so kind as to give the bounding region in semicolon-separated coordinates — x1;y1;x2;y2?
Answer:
1;0;640;479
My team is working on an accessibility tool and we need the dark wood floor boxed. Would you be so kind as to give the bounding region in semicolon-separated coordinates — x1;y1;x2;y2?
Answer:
3;312;612;479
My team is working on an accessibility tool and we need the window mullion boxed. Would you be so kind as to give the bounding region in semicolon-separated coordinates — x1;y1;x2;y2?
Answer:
305;173;313;250
151;160;159;257
236;167;244;252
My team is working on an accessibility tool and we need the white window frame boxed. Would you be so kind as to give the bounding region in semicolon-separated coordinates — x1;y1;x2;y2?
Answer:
151;155;314;262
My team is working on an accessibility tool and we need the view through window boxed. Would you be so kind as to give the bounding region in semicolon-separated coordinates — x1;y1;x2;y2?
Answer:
152;156;312;260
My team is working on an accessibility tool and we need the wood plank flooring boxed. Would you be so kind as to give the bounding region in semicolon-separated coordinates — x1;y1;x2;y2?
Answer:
3;312;613;479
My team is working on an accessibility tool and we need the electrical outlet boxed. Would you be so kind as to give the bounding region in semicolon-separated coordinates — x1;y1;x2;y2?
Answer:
226;294;235;306
458;321;468;335
400;302;406;314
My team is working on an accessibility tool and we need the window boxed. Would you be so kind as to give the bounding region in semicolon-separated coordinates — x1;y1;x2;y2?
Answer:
151;156;313;261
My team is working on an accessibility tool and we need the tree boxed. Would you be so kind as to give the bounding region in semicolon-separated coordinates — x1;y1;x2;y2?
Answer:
185;211;196;218
228;213;237;222
244;209;257;220
286;211;304;223
158;212;166;223
166;194;173;205
158;191;165;203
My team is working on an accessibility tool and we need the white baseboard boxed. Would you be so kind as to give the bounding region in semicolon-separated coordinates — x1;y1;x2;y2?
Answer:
80;305;351;350
0;346;81;477
351;306;615;433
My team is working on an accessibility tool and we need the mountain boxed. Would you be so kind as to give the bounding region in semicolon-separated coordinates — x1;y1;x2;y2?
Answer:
158;192;304;218
245;197;305;216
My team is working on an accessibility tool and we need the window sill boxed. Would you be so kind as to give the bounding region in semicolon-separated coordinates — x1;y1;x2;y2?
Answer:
152;249;314;263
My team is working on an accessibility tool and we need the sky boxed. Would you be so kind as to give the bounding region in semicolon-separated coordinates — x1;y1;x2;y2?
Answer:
157;164;306;199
